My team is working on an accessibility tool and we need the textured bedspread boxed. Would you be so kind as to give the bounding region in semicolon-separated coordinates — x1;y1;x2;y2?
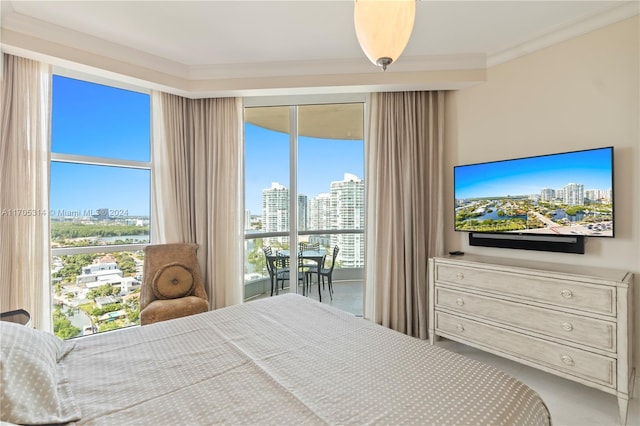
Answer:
62;294;550;425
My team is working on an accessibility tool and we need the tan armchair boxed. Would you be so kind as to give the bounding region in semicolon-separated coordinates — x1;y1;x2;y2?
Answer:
140;243;209;325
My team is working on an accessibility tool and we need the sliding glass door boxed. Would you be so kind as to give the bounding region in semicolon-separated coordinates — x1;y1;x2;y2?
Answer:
243;97;365;315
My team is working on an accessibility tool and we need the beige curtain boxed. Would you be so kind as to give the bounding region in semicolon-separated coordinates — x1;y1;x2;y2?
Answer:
363;91;445;339
0;54;52;330
151;92;243;309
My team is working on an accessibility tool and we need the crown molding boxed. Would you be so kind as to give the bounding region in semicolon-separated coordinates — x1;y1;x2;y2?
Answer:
184;69;487;98
2;1;635;95
487;1;639;67
2;28;486;98
187;53;486;80
2;6;486;82
1;29;192;95
1;11;189;79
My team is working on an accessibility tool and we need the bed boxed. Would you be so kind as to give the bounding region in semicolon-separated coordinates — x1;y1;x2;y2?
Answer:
1;294;551;425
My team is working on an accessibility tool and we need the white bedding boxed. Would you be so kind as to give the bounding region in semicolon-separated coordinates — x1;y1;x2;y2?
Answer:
59;294;550;425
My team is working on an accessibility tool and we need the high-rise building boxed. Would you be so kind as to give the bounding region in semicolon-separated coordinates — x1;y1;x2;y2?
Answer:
309;193;331;230
329;173;364;268
540;188;555;201
261;175;365;266
586;188;612;203
308;193;332;247
563;183;584;206
262;182;289;244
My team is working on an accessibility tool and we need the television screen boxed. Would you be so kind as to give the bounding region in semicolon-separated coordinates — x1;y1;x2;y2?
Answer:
454;147;613;237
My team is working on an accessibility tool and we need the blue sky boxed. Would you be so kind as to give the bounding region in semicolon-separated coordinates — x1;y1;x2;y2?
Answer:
50;75;364;217
51;76;150;161
50;76;151;216
454;147;613;199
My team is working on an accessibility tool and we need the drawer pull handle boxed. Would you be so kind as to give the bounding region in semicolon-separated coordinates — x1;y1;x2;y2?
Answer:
562;322;574;332
560;289;573;299
560;355;574;366
456;272;464;280
456;324;465;332
456;298;465;307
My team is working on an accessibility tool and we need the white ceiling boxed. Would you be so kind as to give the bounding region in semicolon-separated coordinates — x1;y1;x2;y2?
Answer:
1;1;638;96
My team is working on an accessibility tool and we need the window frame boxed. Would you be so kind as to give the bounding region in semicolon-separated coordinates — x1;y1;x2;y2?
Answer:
49;69;152;337
50;68;153;257
243;93;368;297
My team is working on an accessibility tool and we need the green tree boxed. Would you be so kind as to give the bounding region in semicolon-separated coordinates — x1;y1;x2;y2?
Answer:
113;253;137;276
55;253;96;283
87;283;116;300
564;206;584;216
51;222;149;241
91;303;121;317
124;294;140;324
98;320;123;332
53;307;80;339
247;238;267;274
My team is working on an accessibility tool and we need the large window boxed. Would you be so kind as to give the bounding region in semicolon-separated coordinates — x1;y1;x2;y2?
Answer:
50;74;151;339
243;98;365;314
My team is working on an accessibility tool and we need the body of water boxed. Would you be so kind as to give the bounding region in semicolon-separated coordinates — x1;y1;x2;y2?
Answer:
466;209;526;222
464;208;584;224
552;209;585;222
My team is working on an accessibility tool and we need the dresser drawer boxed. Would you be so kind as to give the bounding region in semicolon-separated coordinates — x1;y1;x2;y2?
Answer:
436;312;616;388
434;264;616;315
435;288;616;352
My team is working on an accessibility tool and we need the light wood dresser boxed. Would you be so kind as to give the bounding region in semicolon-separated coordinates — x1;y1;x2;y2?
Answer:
428;255;635;425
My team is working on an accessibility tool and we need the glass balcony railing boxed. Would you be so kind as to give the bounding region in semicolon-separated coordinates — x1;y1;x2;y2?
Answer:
243;229;364;301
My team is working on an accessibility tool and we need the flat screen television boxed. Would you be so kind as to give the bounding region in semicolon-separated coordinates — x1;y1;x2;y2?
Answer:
454;146;614;238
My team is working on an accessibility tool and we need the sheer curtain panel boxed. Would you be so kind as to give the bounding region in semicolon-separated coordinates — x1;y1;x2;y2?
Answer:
0;54;52;330
364;91;445;339
151;92;243;309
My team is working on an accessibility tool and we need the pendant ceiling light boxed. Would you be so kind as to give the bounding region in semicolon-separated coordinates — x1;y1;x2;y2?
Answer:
354;0;416;71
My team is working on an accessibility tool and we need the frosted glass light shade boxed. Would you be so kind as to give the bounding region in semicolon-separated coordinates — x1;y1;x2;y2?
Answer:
354;0;416;70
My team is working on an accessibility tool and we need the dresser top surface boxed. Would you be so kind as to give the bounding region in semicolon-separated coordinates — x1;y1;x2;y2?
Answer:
433;254;632;285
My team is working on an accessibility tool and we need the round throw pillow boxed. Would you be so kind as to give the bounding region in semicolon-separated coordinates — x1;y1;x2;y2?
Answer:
152;262;195;299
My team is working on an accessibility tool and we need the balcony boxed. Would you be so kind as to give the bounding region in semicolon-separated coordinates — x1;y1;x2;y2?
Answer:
244;231;363;316
243;230;365;316
245;272;363;317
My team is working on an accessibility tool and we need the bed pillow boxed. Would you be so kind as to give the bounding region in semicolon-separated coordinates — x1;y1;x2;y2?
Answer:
152;262;195;299
0;321;81;425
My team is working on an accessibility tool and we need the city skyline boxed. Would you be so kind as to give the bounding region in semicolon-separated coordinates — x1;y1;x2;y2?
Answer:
456;180;611;203
245;122;364;214
248;172;364;217
259;172;365;267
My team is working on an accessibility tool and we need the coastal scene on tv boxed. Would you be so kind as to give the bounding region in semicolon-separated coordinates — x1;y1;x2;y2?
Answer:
454;147;613;237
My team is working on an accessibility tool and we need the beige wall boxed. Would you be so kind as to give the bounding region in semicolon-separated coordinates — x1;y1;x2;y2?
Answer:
445;16;639;365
